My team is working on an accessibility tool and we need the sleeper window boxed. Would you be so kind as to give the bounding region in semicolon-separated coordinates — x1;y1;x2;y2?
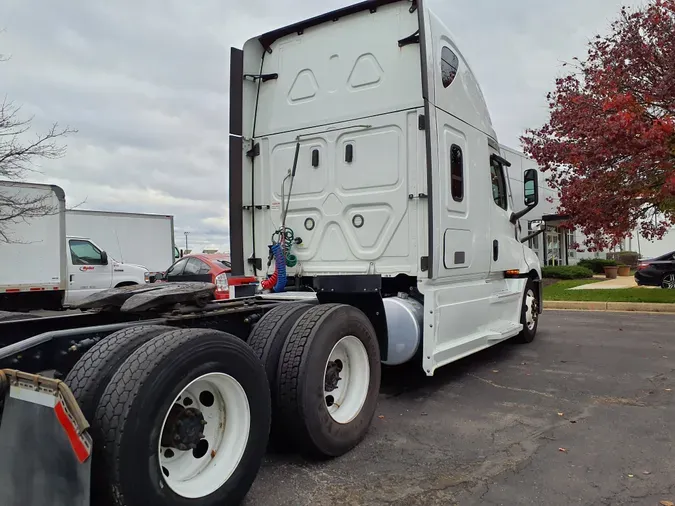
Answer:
441;47;459;88
450;145;464;202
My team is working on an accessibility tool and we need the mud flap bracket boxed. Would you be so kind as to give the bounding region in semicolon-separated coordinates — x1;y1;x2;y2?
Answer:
0;369;92;506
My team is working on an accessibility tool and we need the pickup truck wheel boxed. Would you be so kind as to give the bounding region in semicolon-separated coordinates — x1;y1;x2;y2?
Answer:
514;279;539;344
276;304;381;458
95;328;270;506
247;302;313;446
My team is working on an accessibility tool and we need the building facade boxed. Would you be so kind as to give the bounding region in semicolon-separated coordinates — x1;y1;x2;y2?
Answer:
501;145;606;266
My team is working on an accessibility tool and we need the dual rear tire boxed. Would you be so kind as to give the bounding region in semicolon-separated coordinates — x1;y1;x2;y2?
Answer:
65;326;271;506
249;302;381;457
64;302;382;505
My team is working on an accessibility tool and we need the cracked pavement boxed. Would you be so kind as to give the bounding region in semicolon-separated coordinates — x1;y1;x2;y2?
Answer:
245;311;675;505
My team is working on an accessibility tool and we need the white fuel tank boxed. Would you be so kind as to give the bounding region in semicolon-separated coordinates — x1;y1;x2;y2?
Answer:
382;295;424;366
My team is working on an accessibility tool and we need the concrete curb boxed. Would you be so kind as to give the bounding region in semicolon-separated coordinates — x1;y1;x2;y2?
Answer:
544;300;675;313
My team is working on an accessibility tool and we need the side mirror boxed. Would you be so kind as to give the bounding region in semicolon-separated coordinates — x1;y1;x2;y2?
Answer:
510;169;540;224
523;169;539;207
101;251;109;265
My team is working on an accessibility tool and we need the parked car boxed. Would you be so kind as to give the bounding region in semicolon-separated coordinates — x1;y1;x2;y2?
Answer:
635;251;675;289
156;253;232;299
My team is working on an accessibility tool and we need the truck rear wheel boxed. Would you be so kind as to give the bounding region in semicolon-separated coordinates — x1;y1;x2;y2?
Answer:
276;304;381;458
95;328;271;506
65;325;173;420
247;302;313;445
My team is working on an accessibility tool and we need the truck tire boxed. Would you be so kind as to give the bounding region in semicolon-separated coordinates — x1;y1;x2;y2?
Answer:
95;328;271;506
247;302;313;445
276;304;381;458
65;325;173;421
514;278;539;344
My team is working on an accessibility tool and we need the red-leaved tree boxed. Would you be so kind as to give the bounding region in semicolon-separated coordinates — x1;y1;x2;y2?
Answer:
522;0;675;251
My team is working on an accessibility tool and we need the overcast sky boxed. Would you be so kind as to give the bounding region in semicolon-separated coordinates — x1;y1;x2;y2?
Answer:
0;0;637;253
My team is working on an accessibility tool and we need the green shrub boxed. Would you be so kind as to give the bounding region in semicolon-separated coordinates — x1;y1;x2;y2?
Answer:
577;258;617;274
607;251;639;268
542;265;594;279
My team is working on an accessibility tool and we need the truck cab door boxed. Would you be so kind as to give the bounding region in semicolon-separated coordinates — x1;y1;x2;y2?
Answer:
488;155;522;274
64;239;113;306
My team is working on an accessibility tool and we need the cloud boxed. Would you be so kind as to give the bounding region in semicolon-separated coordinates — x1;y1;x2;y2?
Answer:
0;0;637;256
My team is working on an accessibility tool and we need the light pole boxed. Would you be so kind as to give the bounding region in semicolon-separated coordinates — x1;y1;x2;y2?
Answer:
184;231;189;251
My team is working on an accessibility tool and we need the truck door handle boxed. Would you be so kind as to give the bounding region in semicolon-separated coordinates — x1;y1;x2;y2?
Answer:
70;274;74;282
493;240;499;261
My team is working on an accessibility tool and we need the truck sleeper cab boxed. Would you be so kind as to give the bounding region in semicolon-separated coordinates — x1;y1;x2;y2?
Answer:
230;0;543;376
0;2;543;505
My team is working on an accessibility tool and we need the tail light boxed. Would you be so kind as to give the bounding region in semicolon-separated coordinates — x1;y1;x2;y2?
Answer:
214;273;229;294
637;263;649;270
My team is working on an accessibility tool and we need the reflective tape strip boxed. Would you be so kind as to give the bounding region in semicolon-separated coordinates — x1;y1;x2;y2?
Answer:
4;287;60;293
54;401;91;464
9;385;57;408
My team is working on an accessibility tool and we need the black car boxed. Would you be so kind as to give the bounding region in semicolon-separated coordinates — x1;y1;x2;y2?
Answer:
635;251;675;289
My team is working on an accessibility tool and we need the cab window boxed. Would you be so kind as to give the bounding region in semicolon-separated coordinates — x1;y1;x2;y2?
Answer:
69;240;105;265
490;161;508;210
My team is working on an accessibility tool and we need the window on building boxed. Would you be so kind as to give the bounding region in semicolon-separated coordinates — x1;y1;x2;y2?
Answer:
566;229;577;259
450;144;463;202
441;47;459;88
490;160;508;210
528;221;540;251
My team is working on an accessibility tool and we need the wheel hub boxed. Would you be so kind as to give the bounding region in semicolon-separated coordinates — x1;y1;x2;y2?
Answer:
161;405;206;451
324;359;343;392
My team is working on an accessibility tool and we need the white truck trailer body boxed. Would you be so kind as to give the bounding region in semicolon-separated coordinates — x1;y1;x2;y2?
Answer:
0;182;150;310
66;210;176;274
0;182;67;300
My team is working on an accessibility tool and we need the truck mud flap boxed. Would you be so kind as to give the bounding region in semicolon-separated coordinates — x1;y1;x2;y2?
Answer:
0;369;92;506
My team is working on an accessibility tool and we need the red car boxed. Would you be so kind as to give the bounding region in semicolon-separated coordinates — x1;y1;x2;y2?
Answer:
159;253;232;299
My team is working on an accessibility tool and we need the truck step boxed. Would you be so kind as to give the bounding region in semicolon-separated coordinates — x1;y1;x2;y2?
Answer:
485;320;523;341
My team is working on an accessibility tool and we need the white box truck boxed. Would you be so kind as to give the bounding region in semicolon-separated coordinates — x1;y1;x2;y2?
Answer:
0;182;150;311
66;209;178;274
0;2;544;505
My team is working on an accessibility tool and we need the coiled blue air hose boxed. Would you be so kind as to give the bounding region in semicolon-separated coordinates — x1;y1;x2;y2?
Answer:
271;242;287;293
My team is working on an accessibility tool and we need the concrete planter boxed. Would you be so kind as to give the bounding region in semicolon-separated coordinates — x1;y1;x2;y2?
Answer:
604;266;619;279
617;265;631;277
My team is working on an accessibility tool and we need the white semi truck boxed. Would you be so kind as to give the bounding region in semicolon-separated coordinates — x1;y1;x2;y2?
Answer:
0;2;543;505
0;182;150;312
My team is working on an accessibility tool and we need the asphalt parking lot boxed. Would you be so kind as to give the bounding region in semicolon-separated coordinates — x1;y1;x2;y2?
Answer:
246;310;675;506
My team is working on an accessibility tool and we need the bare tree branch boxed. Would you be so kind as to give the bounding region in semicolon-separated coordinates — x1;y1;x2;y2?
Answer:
0;55;76;243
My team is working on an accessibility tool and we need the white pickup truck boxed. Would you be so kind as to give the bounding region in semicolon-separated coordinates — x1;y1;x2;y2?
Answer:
0;182;149;311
